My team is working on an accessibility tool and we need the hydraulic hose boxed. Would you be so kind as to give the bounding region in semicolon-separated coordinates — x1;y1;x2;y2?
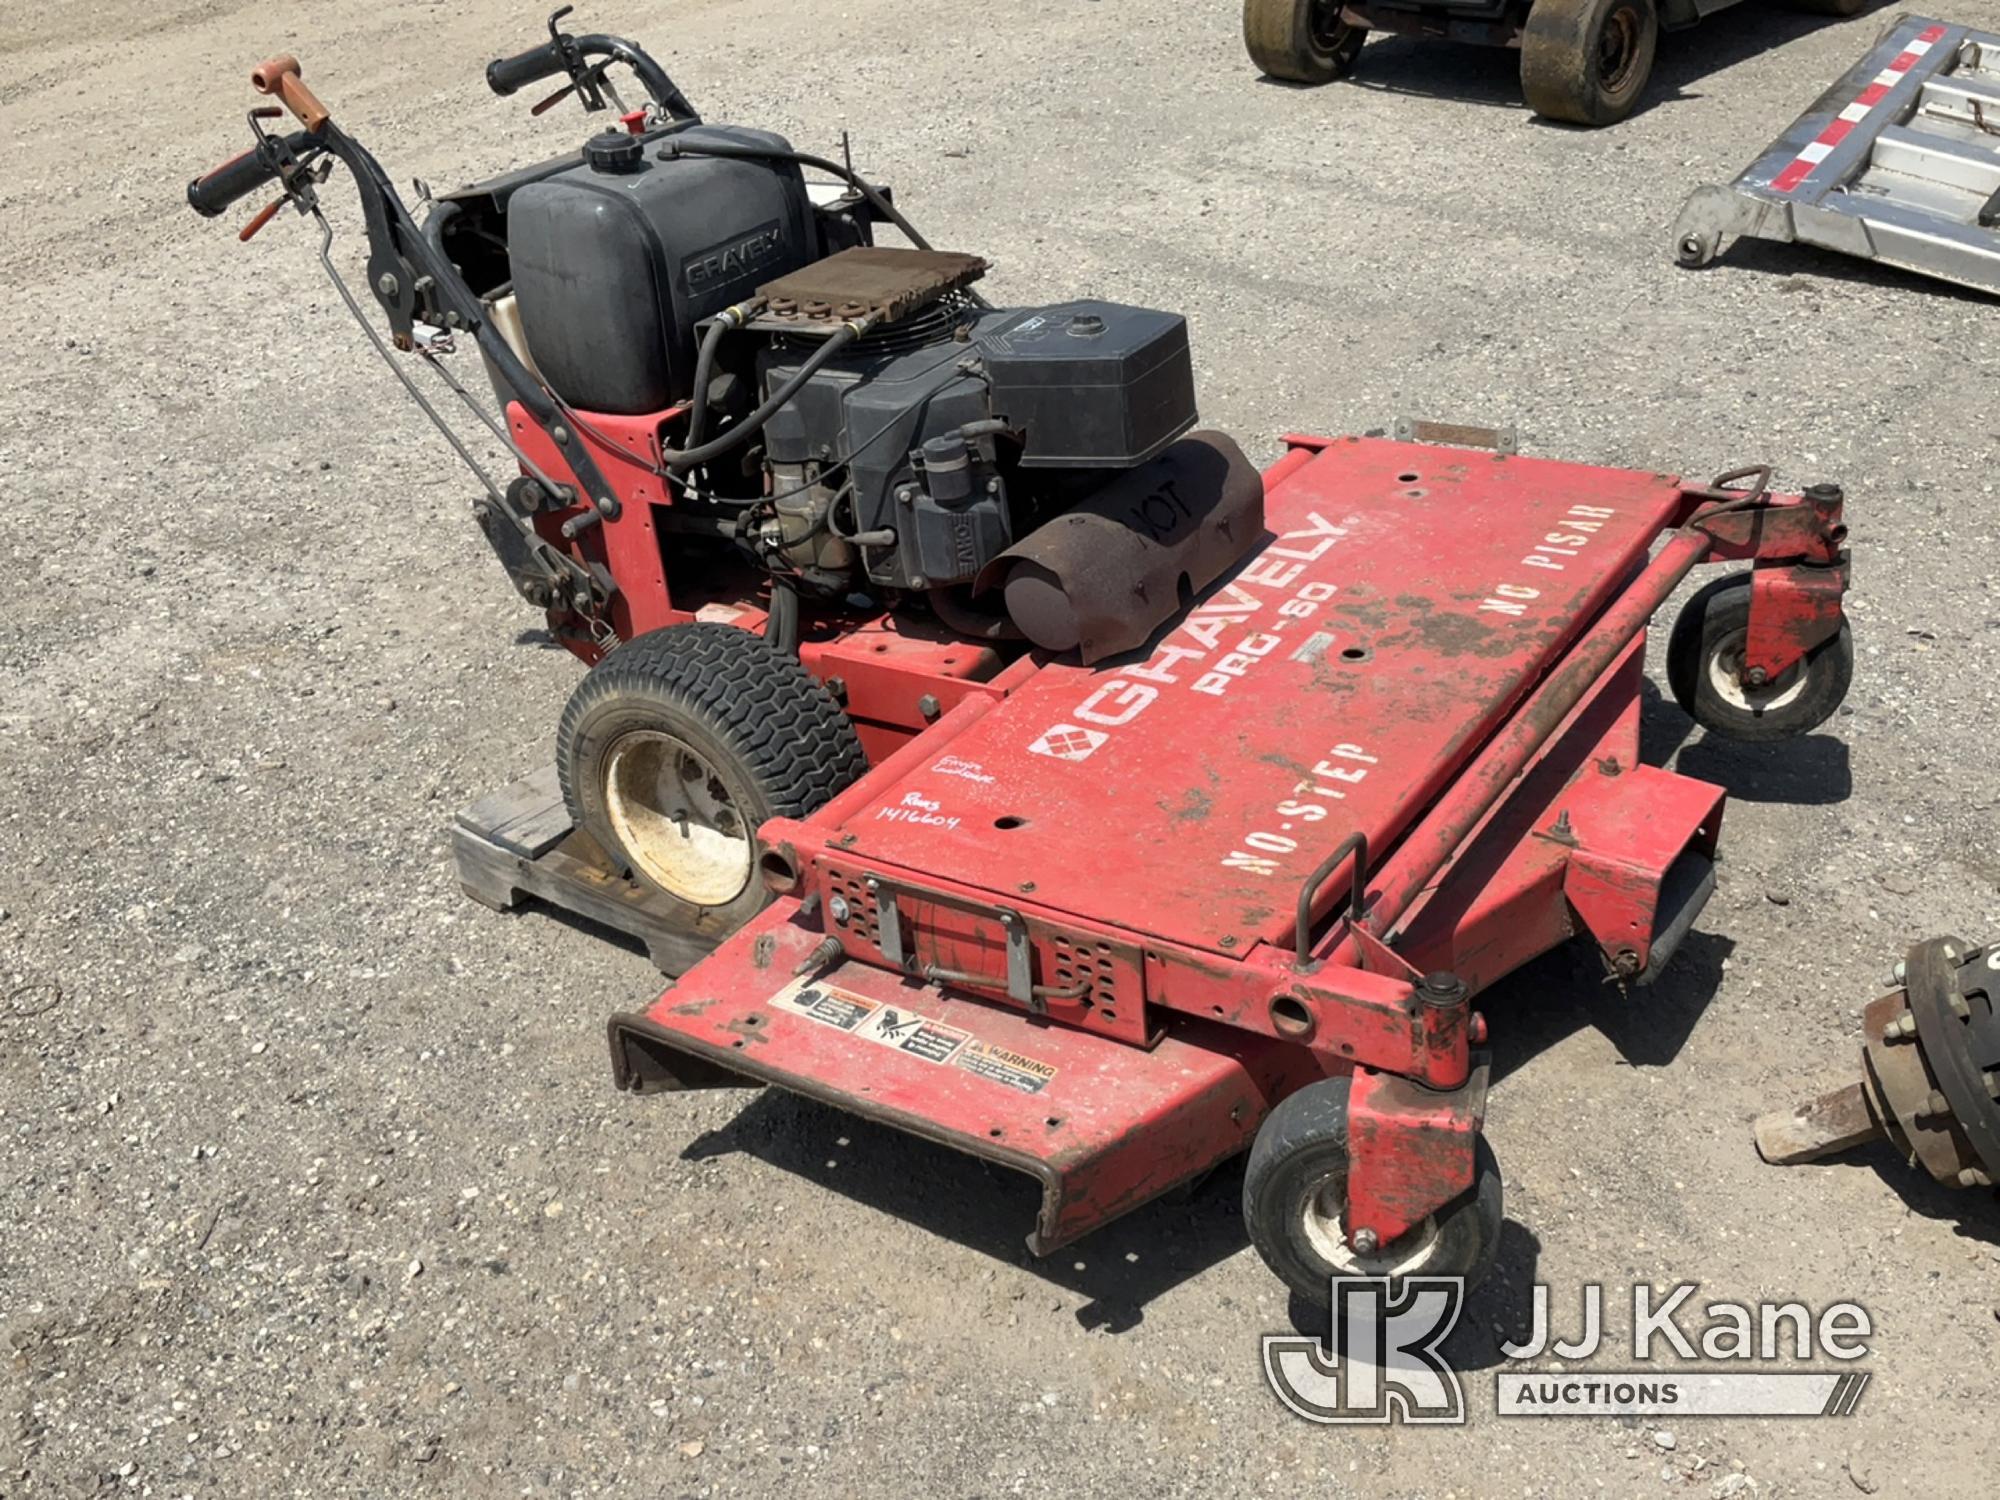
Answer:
665;320;871;473
765;579;801;655
684;302;756;451
656;139;936;254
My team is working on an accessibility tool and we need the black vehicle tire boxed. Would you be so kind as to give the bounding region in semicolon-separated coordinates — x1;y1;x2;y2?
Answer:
1665;572;1853;742
557;624;866;932
1788;0;1869;15
1520;0;1659;126
1243;1075;1503;1308
1245;0;1368;83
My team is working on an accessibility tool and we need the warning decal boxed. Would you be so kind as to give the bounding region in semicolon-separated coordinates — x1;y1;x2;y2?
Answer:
776;978;878;1032
857;1006;972;1064
769;978;1059;1092
955;1042;1058;1095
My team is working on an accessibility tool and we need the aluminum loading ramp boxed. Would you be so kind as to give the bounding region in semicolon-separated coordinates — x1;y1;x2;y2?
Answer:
1673;15;2000;294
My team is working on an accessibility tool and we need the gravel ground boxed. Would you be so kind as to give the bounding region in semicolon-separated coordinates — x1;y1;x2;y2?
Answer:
4;0;1999;1496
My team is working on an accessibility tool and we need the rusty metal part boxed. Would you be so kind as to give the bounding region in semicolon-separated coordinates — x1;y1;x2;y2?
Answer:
753;246;988;330
1391;415;1517;455
1755;936;2000;1191
974;430;1263;663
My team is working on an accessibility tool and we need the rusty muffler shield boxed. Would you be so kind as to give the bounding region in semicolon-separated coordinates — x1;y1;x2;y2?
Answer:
974;430;1264;663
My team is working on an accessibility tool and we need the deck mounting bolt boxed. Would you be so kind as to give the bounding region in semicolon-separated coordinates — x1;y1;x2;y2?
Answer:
1352;1228;1380;1256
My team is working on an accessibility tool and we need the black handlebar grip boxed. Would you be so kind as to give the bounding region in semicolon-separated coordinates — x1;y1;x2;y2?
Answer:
187;146;283;218
486;40;569;96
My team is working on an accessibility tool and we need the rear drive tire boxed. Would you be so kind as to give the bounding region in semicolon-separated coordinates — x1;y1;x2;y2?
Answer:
1245;0;1367;83
1243;1075;1503;1308
1665;572;1854;742
1520;0;1658;126
557;624;865;934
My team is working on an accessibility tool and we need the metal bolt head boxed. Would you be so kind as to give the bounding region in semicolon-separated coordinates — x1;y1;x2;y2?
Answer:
551;425;570;446
375;271;400;297
1219;935;1238;949
1351;1228;1380;1256
1743;666;1769;687
828;894;851;925
918;693;941;721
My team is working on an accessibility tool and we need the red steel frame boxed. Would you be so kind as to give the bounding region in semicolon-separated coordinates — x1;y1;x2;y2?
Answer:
572;428;1845;1260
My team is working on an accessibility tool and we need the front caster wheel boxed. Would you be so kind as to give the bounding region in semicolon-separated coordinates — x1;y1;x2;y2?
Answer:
1665;573;1854;742
1520;0;1658;126
557;624;866;932
1244;0;1367;83
1243;1076;1503;1308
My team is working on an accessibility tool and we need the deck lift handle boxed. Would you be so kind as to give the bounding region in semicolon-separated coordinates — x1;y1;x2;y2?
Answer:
1293;833;1367;971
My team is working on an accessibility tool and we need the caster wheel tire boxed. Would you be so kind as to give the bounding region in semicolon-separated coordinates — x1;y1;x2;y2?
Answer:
1520;0;1658;126
1665;573;1853;742
557;624;865;930
1245;0;1367;83
1243;1076;1503;1308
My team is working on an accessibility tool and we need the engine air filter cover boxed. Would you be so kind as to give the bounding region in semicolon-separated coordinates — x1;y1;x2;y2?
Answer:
982;300;1197;468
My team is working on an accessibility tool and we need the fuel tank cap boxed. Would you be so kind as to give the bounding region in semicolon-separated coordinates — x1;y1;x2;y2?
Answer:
582;130;645;174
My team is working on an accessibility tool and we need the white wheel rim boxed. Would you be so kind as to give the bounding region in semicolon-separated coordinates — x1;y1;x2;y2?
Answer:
602;731;752;906
1706;626;1808;715
1299;1170;1443;1278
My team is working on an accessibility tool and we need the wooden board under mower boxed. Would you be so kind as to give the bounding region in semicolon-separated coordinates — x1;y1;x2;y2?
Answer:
468;432;1855;1304
454;767;713;977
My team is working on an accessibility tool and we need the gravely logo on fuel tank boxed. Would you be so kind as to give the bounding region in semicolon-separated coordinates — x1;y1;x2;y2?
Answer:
685;220;786;288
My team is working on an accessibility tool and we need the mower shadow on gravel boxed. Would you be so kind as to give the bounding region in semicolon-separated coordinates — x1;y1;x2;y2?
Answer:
682;1088;1552;1341
1642;677;1852;806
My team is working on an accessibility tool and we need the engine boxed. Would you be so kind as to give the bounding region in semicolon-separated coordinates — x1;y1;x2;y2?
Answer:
442;123;1257;659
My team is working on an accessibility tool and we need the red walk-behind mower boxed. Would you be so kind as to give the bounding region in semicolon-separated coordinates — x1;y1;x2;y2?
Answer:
190;13;1855;1306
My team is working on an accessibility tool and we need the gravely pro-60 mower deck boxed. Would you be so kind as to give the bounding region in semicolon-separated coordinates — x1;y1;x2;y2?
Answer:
611;435;1852;1297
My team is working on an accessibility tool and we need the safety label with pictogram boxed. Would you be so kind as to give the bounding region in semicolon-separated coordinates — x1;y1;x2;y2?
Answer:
771;977;1059;1091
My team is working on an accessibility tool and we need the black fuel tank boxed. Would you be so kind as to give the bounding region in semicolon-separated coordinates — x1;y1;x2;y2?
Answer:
506;125;817;414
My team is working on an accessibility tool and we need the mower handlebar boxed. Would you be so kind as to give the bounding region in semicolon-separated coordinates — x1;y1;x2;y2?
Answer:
485;38;570;96
486;30;699;121
186;132;313;218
